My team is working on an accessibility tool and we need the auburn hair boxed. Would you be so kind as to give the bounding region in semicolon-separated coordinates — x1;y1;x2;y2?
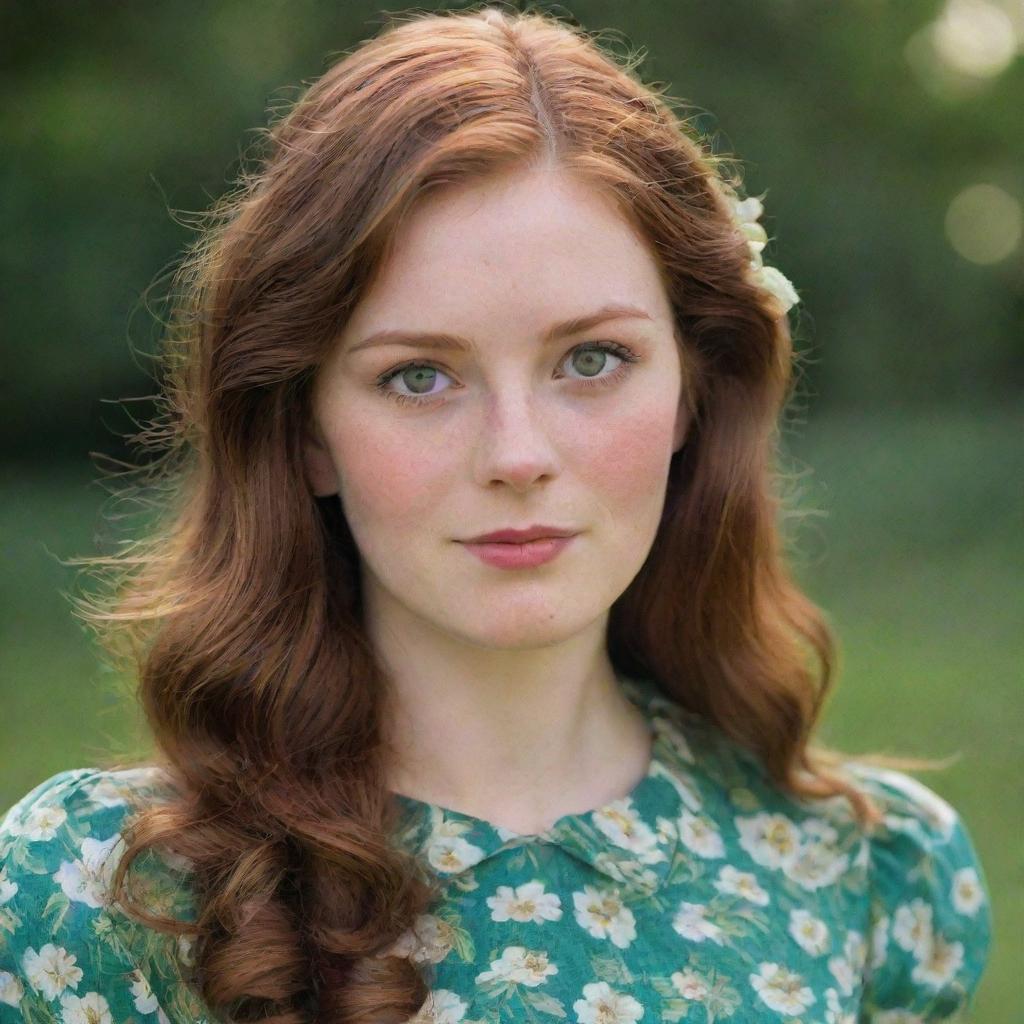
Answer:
70;5;945;1022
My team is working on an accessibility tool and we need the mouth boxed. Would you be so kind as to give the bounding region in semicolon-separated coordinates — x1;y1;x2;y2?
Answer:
460;525;579;544
459;534;577;570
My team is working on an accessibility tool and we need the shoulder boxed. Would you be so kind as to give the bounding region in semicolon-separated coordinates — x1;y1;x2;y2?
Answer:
0;767;207;1023
842;763;994;1020
0;765;184;914
2;764;173;843
643;704;995;1022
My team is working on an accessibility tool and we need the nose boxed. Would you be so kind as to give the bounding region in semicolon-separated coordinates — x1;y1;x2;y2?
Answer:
471;387;560;491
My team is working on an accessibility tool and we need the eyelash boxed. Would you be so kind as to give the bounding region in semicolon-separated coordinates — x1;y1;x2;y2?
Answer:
373;341;640;408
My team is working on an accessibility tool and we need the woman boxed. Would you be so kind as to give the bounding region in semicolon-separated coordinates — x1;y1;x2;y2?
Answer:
0;7;992;1023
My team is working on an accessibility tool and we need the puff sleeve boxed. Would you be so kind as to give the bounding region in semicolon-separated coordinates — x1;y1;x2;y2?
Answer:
0;767;211;1024
850;765;994;1022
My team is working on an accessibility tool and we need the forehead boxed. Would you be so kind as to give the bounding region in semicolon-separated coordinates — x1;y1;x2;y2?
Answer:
340;165;673;345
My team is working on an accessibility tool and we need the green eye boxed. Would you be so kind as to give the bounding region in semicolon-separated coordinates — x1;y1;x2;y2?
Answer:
571;348;609;377
374;340;640;407
400;365;438;394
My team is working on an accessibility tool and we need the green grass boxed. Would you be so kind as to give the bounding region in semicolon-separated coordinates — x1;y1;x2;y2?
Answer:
1;405;1019;1022
779;405;1021;1024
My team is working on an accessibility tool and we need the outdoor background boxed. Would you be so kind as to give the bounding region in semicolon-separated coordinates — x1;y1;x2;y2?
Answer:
2;0;1020;1018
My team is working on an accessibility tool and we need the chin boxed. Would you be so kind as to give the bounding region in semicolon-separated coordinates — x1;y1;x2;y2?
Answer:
449;605;599;650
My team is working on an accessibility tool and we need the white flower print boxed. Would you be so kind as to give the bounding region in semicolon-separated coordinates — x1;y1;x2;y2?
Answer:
827;951;855;997
424;820;487;875
911;933;965;990
655;816;677;843
788;909;830;957
882;814;929;844
176;934;195;968
780;821;849;891
0;970;24;1008
0;865;18;905
409;989;468;1024
0;718;990;1024
83;778;131;808
654;763;703;813
654;715;696;764
870;769;957;841
892;899;933;959
377;914;453;965
671;902;724;945
735;813;801;871
155;846;194;874
572;980;644;1024
749;962;815;1015
129;970;159;1013
827;931;866;997
869;912;890;970
951;867;985;916
713;865;769;906
21;944;83;1000
59;991;113;1024
842;930;867;972
85;767;164;809
593;799;665;864
9;803;68;842
677;810;725;859
852;835;870;870
591;854;660;895
825;986;856;1024
783;846;849;890
487;880;563;924
572;885;637;949
474;946;558;987
52;833;124;909
494;824;527;843
671;968;710;1001
801;818;839;845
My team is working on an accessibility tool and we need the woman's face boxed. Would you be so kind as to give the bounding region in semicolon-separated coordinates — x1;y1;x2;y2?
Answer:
305;164;689;652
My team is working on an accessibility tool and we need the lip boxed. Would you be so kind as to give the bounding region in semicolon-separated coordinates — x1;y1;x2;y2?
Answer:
461;535;576;570
462;525;578;544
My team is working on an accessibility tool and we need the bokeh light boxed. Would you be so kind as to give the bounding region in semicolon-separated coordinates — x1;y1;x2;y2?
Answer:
945;182;1023;264
933;0;1019;78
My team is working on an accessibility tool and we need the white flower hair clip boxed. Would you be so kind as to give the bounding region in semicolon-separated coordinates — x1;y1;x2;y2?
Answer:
728;194;800;315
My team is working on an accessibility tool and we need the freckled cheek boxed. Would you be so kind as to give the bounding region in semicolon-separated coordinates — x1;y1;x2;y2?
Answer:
574;405;677;512
330;425;453;534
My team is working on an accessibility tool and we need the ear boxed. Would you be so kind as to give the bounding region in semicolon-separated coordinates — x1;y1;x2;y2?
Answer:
302;420;340;497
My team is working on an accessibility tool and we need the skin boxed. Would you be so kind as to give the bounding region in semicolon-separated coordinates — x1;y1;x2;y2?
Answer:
304;162;691;836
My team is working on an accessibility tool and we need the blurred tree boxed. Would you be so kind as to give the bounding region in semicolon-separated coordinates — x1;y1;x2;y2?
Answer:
1;0;1020;461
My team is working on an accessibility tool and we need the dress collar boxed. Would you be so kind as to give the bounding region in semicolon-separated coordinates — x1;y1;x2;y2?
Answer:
388;673;706;896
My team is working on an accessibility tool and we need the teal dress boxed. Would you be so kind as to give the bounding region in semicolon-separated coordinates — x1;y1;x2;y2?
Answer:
0;675;993;1023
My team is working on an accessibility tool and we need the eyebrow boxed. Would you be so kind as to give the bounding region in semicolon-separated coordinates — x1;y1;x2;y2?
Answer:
345;303;654;355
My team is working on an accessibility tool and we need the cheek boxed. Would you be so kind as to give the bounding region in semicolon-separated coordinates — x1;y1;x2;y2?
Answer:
576;399;678;515
329;421;451;535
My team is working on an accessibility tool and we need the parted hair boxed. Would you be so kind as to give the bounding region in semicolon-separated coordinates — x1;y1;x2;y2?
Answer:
72;6;941;1022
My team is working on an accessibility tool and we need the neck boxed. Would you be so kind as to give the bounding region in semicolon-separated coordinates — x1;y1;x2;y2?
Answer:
374;609;651;835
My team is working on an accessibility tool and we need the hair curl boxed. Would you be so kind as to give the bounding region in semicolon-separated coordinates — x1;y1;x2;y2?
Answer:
70;6;947;1022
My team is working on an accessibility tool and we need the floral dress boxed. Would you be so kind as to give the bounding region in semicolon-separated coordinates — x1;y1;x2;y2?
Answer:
0;674;992;1023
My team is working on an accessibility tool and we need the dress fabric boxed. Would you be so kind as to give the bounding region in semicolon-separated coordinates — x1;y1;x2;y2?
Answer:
0;674;993;1024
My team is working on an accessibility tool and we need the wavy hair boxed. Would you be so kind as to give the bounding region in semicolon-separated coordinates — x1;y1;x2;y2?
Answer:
71;6;945;1022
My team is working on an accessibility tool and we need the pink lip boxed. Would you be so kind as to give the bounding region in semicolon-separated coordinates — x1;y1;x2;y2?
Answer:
463;525;577;544
461;535;576;570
